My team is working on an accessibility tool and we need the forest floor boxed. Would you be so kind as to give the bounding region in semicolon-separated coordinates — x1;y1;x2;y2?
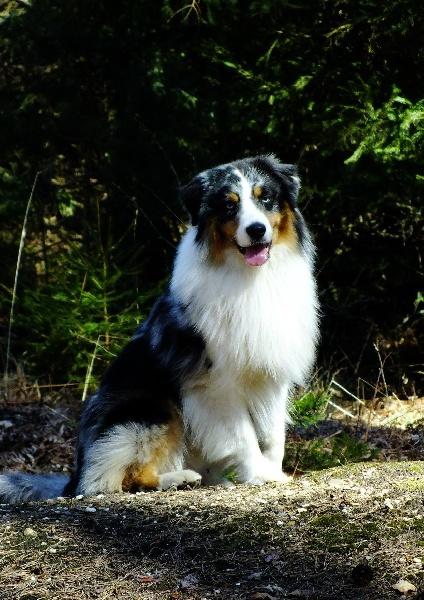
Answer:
0;462;423;599
0;388;423;599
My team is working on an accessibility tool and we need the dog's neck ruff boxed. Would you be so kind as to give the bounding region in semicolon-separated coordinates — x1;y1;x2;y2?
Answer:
171;228;319;384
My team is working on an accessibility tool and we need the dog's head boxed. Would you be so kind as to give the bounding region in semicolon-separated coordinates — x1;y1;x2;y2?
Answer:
180;154;303;266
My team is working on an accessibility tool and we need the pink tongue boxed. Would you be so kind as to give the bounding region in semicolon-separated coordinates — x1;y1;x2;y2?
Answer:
244;245;269;266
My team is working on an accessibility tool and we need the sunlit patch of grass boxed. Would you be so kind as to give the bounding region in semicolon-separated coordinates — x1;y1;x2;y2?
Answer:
291;388;330;427
284;432;379;473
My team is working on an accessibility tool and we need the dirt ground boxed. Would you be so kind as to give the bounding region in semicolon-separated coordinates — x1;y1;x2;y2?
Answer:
0;461;423;600
0;390;423;599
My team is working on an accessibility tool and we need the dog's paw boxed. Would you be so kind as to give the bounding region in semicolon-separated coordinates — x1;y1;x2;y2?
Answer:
158;469;202;491
246;470;291;485
237;459;291;485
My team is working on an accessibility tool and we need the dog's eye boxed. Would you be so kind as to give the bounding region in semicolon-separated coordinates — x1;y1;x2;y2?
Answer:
223;200;238;213
262;197;274;209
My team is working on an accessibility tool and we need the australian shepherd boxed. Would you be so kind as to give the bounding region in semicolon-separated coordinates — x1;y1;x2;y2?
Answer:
0;154;319;502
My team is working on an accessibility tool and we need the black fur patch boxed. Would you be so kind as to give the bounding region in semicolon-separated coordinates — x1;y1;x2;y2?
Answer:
67;292;206;492
294;209;309;253
236;155;300;210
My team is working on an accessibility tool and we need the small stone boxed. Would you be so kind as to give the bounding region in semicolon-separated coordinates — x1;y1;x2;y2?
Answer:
392;579;417;594
180;573;199;589
85;506;97;513
384;498;394;510
75;494;84;500
328;478;349;489
24;527;37;537
264;551;280;563
48;548;57;554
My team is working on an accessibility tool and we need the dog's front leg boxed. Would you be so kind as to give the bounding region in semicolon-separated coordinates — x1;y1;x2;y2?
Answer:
246;382;291;482
184;391;261;476
184;391;286;485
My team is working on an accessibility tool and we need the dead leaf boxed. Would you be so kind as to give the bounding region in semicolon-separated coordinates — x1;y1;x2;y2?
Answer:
137;575;156;584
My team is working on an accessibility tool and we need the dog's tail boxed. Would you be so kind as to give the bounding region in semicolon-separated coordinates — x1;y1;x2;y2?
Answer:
0;472;69;503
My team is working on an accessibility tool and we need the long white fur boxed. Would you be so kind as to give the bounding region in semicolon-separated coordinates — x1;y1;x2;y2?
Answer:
171;169;319;484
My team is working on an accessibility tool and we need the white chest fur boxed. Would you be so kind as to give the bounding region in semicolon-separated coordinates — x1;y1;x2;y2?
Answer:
171;228;319;384
170;228;319;481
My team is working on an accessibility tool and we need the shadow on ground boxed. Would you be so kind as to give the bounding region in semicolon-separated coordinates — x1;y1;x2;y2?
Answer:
1;462;423;599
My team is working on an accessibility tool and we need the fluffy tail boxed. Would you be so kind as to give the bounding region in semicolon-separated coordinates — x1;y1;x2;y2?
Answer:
0;472;69;503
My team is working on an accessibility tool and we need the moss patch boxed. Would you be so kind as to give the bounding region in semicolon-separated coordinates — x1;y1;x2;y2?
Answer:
309;512;379;552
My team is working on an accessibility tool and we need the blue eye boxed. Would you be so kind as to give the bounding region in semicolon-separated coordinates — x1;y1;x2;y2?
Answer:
262;197;273;209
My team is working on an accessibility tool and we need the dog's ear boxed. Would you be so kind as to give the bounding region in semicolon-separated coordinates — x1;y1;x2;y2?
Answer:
252;154;301;209
275;162;301;209
180;176;203;226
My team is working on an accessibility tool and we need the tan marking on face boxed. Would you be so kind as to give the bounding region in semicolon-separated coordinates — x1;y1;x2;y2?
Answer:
206;218;238;264
252;185;263;200
269;205;298;249
227;191;240;203
121;415;182;492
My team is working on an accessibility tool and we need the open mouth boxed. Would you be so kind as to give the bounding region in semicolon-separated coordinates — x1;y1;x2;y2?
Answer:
236;242;271;267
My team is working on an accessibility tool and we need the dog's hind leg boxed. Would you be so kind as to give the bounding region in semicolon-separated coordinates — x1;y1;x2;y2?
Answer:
78;419;190;495
78;423;144;495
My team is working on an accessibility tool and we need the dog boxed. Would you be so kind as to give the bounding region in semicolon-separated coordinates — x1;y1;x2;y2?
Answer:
0;154;319;502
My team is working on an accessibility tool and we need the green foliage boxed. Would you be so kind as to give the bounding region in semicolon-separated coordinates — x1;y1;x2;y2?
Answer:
288;387;378;471
284;432;379;472
345;89;424;165
0;0;422;390
291;389;330;428
6;239;163;385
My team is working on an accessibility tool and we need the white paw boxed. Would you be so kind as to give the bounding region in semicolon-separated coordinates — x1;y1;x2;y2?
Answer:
158;469;202;491
237;459;291;485
246;471;291;485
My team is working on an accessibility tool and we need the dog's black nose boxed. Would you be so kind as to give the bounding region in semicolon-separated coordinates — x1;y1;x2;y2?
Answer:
246;222;266;241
